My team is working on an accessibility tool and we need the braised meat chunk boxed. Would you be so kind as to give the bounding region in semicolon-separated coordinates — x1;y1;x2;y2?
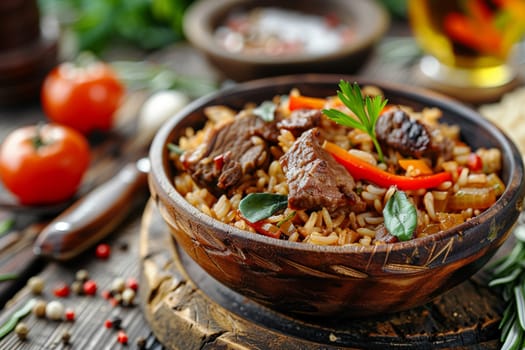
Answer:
182;113;270;194
280;128;366;214
375;109;454;161
277;109;322;137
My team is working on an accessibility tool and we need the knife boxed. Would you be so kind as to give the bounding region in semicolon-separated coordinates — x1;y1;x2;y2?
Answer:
33;158;150;260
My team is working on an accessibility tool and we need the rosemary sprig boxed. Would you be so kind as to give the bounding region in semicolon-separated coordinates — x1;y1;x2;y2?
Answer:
323;80;388;163
489;223;525;349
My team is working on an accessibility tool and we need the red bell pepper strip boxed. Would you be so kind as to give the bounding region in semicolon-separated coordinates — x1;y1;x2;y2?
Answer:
323;141;452;190
288;95;327;111
243;219;281;239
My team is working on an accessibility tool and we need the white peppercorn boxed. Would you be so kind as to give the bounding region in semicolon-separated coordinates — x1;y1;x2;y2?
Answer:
111;277;126;294
75;269;89;282
122;288;135;305
45;300;64;321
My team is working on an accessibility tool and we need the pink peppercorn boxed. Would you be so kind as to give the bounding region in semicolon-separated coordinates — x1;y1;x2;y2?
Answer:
65;308;75;321
101;290;111;300
53;283;70;298
104;319;113;329
83;280;97;295
126;277;138;291
95;243;111;259
117;330;128;344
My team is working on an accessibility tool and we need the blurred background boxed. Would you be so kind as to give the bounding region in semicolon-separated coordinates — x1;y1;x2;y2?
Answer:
35;0;407;58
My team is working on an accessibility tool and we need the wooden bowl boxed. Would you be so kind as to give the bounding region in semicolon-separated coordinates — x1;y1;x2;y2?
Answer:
183;0;389;81
148;74;525;317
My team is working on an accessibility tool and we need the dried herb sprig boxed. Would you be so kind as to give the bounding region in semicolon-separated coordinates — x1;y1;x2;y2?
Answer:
489;222;525;350
323;80;388;163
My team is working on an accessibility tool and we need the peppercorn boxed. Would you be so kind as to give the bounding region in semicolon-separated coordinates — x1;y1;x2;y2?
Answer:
27;276;45;295
83;280;97;295
111;277;126;294
117;330;128;344
46;300;64;321
126;277;139;291
111;316;122;330
32;299;47;318
61;330;71;344
15;322;29;340
101;290;111;300
95;243;111;259
136;336;146;349
104;319;113;329
110;296;121;307
65;308;75;321
122;288;135;306
53;282;70;298
71;280;83;295
75;269;89;282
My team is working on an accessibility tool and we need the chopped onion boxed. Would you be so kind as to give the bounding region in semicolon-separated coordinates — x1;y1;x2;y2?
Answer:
447;187;496;211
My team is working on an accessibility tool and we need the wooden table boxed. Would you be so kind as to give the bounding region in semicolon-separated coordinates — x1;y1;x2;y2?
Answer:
0;19;523;349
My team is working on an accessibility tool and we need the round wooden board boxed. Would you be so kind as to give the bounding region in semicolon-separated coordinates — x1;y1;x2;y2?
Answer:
139;199;505;349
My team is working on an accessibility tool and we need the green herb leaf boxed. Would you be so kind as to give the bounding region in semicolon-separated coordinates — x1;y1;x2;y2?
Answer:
383;190;417;241
0;273;18;282
489;267;521;287
239;193;288;223
323;80;388;162
516;284;525;330
489;222;525;349
253;101;276;122
0;298;36;339
0;219;14;236
501;319;523;350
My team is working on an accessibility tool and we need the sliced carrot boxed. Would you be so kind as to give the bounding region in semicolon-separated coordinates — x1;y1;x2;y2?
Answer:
288;95;327;111
398;159;433;175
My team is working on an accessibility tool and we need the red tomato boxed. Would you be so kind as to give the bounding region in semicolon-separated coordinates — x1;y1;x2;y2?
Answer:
41;60;124;134
0;124;91;205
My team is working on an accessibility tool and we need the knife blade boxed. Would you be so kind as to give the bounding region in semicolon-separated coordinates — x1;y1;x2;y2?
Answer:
33;158;150;260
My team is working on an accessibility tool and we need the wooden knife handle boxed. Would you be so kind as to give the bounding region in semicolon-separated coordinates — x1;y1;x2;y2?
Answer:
34;162;149;261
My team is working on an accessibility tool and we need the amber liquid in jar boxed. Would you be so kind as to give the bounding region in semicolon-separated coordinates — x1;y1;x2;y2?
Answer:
408;0;525;87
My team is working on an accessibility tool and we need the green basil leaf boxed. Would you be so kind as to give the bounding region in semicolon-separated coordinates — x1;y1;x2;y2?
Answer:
239;193;288;223
253;101;276;122
383;190;417;241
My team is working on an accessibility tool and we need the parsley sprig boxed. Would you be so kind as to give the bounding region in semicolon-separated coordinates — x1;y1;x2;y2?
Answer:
489;221;525;349
323;80;388;163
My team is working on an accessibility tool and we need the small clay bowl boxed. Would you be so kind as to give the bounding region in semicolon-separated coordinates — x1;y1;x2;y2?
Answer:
183;0;389;81
148;74;525;317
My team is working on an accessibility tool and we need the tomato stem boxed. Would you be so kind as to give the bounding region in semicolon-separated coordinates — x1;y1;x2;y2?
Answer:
32;123;46;150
